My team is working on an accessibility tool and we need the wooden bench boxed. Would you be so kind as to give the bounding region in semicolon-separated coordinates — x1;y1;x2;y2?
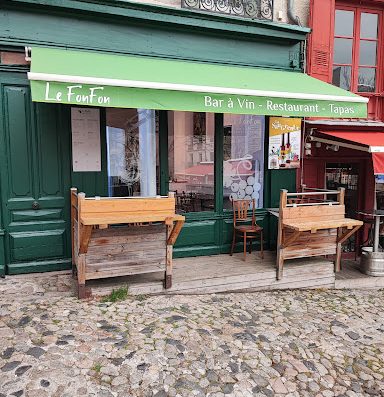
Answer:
71;188;185;298
276;187;362;280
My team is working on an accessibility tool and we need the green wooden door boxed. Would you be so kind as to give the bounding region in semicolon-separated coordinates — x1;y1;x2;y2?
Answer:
0;72;72;274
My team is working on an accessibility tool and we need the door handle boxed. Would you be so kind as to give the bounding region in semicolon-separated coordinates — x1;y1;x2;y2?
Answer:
32;201;40;210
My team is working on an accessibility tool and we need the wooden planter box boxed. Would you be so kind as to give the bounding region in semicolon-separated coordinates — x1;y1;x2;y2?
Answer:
71;188;185;298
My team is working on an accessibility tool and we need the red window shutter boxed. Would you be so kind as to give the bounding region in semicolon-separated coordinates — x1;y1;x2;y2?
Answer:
308;0;335;83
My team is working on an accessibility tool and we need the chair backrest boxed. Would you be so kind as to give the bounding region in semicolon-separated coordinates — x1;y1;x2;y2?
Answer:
232;199;255;225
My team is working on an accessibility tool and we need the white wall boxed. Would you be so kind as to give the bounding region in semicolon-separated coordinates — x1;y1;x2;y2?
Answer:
128;0;310;27
273;0;310;26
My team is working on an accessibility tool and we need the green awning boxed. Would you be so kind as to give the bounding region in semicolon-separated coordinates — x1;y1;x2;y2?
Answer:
28;47;368;118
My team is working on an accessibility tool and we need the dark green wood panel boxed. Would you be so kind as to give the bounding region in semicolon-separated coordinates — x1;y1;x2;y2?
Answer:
37;103;63;196
72;172;108;197
267;169;296;248
3;0;310;40
173;214;269;257
159;111;169;196
12;209;63;222
175;220;218;247
7;221;67;233
10;229;65;261
0;72;72;274
7;258;71;275
270;169;297;207
0;78;5;275
0;232;4;276
0;7;303;71
4;86;34;198
214;114;224;214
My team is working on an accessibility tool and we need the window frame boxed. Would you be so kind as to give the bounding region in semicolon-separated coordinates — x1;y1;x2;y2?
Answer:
165;111;217;215
332;4;383;95
222;115;266;211
159;112;268;217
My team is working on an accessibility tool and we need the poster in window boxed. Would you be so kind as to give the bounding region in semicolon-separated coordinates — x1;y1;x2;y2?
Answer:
268;117;301;169
71;107;101;172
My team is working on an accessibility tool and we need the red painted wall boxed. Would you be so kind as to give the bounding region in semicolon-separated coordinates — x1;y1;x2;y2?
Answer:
306;0;384;250
300;135;375;249
308;0;384;120
308;0;334;83
302;144;374;209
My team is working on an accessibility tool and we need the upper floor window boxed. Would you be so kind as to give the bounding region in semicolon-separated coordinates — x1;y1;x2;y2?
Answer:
332;8;379;93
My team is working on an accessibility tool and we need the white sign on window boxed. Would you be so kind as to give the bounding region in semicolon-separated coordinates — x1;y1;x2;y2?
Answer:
71;107;101;172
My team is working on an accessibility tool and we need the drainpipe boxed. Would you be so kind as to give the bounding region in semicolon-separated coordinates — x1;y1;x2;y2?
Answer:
287;0;301;25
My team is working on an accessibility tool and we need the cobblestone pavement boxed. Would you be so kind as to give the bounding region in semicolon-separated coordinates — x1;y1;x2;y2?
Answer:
1;273;384;397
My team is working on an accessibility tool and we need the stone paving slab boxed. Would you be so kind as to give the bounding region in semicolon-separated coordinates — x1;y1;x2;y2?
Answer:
1;273;384;396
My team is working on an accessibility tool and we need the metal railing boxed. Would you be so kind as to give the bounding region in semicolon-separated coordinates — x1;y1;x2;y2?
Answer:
181;0;273;20
285;186;343;207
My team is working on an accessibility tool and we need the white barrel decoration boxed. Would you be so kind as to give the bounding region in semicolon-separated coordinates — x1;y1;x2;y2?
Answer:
245;185;253;195
247;175;255;186
238;189;246;199
239;180;247;190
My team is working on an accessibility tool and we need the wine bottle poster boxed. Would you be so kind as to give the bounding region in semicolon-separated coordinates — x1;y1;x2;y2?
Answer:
268;117;302;170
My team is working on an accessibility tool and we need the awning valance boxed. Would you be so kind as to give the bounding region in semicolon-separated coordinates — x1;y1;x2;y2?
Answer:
28;47;368;118
314;131;384;174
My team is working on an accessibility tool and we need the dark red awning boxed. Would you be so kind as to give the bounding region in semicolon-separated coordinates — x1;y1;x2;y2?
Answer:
319;131;384;174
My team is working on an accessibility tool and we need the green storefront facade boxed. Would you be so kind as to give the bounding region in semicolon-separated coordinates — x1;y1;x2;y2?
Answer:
0;0;366;276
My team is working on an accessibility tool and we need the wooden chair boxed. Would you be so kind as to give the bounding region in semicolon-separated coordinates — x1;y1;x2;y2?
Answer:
230;199;263;261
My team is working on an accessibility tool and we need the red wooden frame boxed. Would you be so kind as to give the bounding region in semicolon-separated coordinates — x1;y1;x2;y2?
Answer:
301;154;374;254
300;121;378;214
332;4;382;95
308;0;384;119
335;2;384;119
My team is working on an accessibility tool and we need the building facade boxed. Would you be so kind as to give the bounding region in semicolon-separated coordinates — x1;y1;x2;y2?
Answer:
305;0;384;252
0;0;365;276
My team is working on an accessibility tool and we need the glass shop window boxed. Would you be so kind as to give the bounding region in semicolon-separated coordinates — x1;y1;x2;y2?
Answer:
223;115;265;210
106;108;159;197
332;8;379;93
168;111;215;213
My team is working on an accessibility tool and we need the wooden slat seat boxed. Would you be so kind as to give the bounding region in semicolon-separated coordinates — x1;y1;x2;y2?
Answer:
283;218;363;232
81;213;184;226
235;224;263;233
